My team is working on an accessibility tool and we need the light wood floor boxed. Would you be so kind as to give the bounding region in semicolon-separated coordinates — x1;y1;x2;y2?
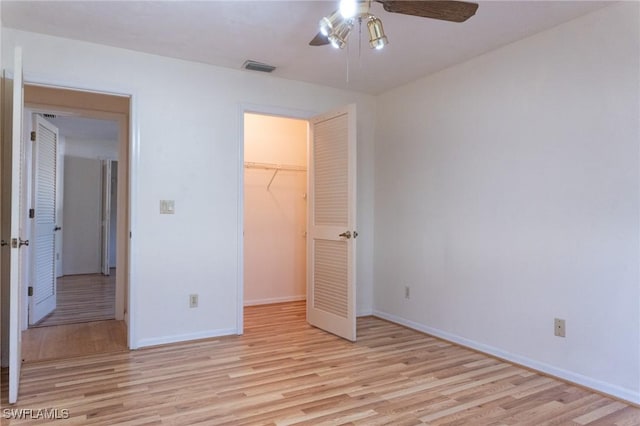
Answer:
21;320;128;363
32;271;116;328
21;269;124;363
2;301;638;425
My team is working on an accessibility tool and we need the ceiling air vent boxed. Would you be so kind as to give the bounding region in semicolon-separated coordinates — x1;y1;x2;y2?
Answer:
242;60;276;73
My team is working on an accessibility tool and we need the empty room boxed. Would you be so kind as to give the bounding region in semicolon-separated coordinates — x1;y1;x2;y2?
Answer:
1;1;639;424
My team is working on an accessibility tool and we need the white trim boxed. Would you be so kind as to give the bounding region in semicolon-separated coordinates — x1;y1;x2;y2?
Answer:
244;295;306;307
373;309;640;405
236;104;244;335
357;309;373;317
136;328;236;349
127;94;139;349
21;76;132;100
236;102;318;337
20;77;139;350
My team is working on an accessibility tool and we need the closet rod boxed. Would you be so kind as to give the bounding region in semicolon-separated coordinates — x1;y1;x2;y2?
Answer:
244;162;307;190
244;161;306;172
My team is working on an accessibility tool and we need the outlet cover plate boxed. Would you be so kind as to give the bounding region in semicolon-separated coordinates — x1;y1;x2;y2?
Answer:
160;200;175;214
189;294;198;308
554;318;566;337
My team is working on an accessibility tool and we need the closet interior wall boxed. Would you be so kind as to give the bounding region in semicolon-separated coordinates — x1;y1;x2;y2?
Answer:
243;113;308;306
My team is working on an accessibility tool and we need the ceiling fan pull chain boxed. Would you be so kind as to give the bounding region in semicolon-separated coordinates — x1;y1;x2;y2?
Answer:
358;17;363;64
346;40;350;83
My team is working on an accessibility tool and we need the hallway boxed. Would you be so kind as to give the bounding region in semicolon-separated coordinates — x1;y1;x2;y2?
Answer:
22;270;126;363
31;271;116;328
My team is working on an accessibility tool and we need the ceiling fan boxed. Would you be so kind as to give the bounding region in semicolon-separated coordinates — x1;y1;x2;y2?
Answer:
310;0;479;50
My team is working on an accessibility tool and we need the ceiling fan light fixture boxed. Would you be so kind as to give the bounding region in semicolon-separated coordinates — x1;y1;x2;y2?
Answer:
319;10;342;36
367;16;388;49
339;0;358;19
328;20;353;49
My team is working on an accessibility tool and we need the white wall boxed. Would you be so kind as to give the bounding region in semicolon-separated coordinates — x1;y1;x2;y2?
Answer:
374;3;640;404
59;134;118;271
62;156;102;275
244;113;308;166
64;137;118;160
1;28;376;347
244;113;307;306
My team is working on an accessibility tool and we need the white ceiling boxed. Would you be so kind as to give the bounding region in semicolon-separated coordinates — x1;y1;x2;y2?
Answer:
2;1;611;94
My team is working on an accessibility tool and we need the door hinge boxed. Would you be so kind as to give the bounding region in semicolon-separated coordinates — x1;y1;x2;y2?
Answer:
28;286;33;296
30;131;36;141
29;208;35;218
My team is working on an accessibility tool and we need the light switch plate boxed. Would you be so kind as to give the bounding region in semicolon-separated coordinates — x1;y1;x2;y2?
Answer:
160;200;175;214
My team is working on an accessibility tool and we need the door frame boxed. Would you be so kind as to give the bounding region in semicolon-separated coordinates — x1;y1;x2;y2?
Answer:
236;103;317;335
21;81;139;349
102;159;113;276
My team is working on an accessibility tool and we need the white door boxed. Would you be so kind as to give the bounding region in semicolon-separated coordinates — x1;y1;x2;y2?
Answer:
29;115;59;325
101;159;112;276
307;104;357;342
3;47;25;404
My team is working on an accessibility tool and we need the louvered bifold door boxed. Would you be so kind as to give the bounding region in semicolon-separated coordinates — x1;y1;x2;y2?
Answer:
307;104;357;342
29;115;59;325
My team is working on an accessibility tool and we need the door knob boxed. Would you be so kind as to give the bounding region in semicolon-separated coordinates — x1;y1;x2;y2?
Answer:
0;240;7;247
19;238;29;247
338;231;352;239
54;226;62;231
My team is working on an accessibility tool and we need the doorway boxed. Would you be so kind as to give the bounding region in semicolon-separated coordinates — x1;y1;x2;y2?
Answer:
19;85;130;362
238;105;358;342
28;114;119;328
243;112;308;323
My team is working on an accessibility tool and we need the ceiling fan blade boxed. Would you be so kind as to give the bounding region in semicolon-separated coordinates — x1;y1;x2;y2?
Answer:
376;1;478;23
309;32;330;46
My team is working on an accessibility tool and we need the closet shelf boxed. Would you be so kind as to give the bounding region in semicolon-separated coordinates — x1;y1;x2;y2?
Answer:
244;162;307;190
244;162;306;172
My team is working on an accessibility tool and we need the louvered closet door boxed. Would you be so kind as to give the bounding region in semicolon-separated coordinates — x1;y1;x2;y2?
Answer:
307;104;357;342
29;115;59;324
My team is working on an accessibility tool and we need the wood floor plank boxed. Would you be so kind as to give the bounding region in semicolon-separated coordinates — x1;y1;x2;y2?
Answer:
20;269;125;363
21;320;127;362
32;271;116;328
1;301;638;425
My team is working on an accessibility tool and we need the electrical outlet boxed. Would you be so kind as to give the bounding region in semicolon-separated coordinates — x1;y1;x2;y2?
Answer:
554;318;566;337
189;294;198;308
404;285;411;299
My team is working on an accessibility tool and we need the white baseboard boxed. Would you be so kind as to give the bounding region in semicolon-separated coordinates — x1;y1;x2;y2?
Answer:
136;328;236;348
244;295;306;306
373;310;640;405
357;308;373;317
